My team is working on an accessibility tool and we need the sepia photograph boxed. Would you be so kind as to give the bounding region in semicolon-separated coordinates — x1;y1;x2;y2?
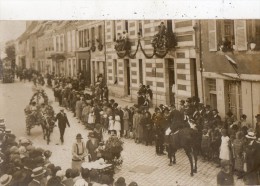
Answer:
0;1;260;186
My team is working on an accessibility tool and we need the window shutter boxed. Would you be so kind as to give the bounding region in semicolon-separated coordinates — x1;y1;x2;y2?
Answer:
234;20;247;51
208;20;217;51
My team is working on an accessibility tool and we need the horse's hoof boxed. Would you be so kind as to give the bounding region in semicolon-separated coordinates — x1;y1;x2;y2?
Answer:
190;173;194;177
193;169;197;173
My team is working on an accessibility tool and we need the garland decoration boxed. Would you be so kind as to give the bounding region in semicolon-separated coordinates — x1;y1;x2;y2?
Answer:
115;23;177;59
30;89;49;105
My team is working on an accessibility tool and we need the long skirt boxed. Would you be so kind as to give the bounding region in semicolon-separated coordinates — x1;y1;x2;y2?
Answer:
123;119;129;131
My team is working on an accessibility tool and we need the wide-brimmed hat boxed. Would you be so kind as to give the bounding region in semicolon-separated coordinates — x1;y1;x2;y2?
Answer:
0;123;5;129
76;133;83;139
212;109;219;113
129;182;138;186
246;131;256;139
0;174;12;186
5;129;11;134
88;132;95;138
31;167;46;177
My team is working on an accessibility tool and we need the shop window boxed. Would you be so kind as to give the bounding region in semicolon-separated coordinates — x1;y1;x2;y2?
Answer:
247;20;260;50
113;59;118;84
227;81;242;119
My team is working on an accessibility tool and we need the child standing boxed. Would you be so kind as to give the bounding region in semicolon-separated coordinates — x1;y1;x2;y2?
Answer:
114;115;121;138
219;129;231;163
108;116;114;135
87;108;95;130
201;128;210;160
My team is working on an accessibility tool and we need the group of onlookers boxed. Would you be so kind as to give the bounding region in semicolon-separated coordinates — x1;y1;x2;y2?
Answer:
0;119;138;186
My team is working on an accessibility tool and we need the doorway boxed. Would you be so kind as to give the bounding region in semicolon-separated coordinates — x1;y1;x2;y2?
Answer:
124;59;130;96
168;59;175;105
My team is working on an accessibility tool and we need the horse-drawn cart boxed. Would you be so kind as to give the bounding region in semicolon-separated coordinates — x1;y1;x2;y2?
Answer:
24;87;55;144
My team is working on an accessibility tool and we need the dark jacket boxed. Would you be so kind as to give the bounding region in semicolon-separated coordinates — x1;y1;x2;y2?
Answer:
55;112;70;129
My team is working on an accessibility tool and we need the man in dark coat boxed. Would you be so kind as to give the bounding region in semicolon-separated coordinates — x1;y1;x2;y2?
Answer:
55;109;70;144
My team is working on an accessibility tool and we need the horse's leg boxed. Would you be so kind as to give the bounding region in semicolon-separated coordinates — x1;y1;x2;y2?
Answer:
173;151;176;164
193;149;198;173
184;148;194;176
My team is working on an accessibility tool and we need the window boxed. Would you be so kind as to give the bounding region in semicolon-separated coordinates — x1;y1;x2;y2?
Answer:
60;35;64;51
167;20;173;32
113;21;116;41
138;21;143;36
98;25;102;43
56;36;59;51
84;29;87;47
227;81;242;119
216;20;235;46
91;27;95;44
247;20;260;50
139;59;143;84
113;59;118;84
86;29;90;47
32;47;35;58
67;31;71;52
125;20;128;32
79;31;82;47
71;30;75;51
207;79;216;92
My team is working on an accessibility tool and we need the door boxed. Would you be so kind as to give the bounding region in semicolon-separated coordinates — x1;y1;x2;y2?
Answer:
125;59;130;96
168;59;175;105
190;58;199;98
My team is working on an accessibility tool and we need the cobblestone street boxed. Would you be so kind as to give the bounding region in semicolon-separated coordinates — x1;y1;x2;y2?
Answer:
0;80;245;186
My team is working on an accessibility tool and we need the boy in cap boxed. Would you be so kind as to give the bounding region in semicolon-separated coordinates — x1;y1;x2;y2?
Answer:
216;160;234;186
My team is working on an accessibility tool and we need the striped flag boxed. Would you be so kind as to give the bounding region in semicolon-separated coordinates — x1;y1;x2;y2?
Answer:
224;54;240;77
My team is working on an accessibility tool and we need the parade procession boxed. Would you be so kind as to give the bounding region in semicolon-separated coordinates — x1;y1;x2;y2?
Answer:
0;19;260;186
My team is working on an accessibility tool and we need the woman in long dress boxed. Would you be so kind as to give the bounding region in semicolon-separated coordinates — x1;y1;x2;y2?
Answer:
122;107;129;138
72;133;87;171
75;97;83;121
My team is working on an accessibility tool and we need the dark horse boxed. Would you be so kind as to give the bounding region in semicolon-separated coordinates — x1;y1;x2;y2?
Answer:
167;127;200;176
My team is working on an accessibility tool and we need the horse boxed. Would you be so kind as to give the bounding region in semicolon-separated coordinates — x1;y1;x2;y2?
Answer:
41;114;55;145
167;126;200;176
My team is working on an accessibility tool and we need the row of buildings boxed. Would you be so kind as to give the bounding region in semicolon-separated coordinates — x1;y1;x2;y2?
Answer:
15;20;260;125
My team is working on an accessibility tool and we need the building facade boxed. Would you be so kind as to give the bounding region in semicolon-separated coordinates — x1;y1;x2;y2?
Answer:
105;20;201;108
201;20;260;125
15;20;260;123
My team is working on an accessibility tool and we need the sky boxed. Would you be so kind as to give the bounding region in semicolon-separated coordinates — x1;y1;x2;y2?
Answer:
0;21;26;58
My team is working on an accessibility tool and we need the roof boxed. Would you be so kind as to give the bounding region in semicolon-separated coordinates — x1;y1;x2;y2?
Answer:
203;52;260;75
17;21;38;42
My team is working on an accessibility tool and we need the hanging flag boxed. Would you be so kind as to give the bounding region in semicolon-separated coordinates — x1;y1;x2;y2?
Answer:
224;54;237;68
224;54;240;77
